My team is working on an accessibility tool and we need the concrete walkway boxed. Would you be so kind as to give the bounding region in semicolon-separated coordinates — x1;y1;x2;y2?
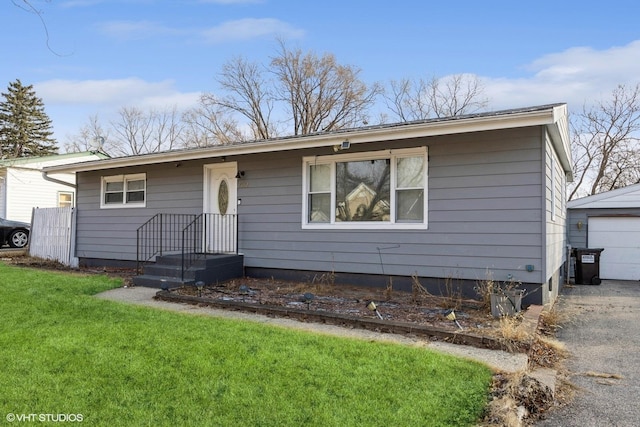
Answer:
536;280;640;427
96;286;529;373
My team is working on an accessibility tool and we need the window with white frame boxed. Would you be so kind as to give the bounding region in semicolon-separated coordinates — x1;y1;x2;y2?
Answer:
58;191;73;208
101;173;146;208
303;147;427;228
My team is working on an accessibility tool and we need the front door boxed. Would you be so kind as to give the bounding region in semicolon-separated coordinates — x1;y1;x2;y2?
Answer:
204;162;238;253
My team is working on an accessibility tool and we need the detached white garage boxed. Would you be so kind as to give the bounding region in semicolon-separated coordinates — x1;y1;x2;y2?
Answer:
587;217;640;281
568;184;640;282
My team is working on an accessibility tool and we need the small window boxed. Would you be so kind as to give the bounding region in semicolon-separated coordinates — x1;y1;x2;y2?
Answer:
58;192;74;208
101;173;146;208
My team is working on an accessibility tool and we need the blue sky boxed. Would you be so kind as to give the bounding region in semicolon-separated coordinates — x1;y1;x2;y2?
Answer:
2;0;640;144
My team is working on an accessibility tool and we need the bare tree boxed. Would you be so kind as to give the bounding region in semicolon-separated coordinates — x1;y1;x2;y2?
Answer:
62;114;111;154
271;40;380;135
182;94;247;148
110;106;185;156
385;74;489;121
215;57;276;140
207;41;380;140
569;84;640;200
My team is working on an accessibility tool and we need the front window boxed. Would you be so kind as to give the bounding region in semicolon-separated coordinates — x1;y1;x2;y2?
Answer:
303;147;427;228
101;173;146;208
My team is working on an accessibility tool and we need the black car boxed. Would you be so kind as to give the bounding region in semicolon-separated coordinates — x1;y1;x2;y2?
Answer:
0;217;30;248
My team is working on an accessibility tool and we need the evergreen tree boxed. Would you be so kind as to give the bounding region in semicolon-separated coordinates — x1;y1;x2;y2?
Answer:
0;79;58;159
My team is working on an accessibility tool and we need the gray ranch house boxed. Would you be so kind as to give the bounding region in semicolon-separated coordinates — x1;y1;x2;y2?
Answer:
46;104;572;306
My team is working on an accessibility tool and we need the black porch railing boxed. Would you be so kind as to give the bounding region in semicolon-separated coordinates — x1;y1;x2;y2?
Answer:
136;213;238;279
181;213;238;281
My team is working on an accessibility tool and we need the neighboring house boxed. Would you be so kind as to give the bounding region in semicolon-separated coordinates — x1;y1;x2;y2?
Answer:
44;104;572;305
0;152;109;223
568;183;640;281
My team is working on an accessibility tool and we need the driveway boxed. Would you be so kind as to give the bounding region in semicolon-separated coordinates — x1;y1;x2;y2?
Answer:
537;280;640;427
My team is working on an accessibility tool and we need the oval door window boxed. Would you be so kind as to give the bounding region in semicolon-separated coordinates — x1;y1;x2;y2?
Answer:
218;179;229;215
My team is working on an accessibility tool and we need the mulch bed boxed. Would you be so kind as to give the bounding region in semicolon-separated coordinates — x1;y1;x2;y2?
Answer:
160;277;516;351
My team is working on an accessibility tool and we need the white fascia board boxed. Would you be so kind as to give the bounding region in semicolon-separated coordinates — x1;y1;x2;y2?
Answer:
45;105;566;174
546;104;573;180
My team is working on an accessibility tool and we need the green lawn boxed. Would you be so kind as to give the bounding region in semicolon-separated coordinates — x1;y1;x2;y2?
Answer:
0;262;493;426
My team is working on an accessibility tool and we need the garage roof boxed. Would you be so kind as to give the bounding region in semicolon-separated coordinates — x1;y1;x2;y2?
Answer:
568;183;640;209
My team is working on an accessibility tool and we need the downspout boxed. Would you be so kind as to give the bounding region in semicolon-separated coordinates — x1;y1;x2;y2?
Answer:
41;171;77;189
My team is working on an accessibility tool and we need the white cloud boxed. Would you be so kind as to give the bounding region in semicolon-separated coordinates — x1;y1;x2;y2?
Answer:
482;40;640;111
35;78;187;106
201;18;304;43
34;78;203;140
97;21;184;40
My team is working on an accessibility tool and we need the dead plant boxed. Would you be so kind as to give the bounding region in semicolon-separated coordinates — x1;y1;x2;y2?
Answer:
439;275;462;310
384;277;393;300
310;270;336;289
528;335;568;368
483;371;554;426
410;273;432;304
474;273;497;312
493;314;531;352
539;302;578;336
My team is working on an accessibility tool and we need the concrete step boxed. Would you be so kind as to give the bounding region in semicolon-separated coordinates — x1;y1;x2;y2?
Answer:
134;254;244;288
143;263;196;280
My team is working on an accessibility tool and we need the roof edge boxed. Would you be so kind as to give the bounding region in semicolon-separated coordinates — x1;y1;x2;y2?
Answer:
45;104;569;174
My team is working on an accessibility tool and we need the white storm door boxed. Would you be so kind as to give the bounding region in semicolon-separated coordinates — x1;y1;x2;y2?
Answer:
204;163;238;253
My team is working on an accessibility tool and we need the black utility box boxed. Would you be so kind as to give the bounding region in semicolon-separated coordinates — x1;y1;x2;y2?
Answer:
572;248;605;285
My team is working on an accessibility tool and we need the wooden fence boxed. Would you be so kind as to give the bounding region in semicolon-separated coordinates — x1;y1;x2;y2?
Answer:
29;207;77;267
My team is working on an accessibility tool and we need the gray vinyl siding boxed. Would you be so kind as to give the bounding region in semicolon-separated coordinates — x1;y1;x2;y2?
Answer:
75;161;208;260
239;127;545;284
544;133;568;303
76;126;550;285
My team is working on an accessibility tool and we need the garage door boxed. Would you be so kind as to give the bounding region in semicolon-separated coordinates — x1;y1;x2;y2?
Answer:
588;217;640;281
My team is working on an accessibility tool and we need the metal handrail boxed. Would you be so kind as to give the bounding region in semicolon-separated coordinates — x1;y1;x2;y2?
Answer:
181;213;238;281
136;213;197;273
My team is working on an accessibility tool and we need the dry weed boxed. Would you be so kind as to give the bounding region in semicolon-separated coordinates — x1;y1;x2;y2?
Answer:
483;371;554;426
410;273;432;303
440;276;462;309
581;371;624;380
384;277;393;300
539;302;577;335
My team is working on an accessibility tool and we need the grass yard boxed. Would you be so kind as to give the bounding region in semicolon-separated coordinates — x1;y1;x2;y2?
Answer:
0;263;493;426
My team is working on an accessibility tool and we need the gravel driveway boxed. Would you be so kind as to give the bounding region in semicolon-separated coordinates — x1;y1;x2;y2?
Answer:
536;280;640;427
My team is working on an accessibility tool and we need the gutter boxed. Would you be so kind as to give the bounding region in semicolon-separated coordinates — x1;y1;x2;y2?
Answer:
41;171;77;189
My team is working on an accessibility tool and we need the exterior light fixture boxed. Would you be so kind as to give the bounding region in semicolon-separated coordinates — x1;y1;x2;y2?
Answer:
445;309;463;330
195;281;205;297
333;140;351;152
302;292;315;310
577;220;584;230
366;301;383;320
235;171;245;179
239;284;249;302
